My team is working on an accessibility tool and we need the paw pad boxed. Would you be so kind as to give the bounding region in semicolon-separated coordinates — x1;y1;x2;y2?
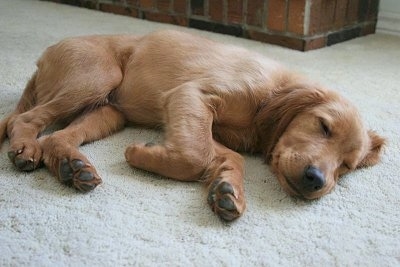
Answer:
208;178;240;221
59;159;101;192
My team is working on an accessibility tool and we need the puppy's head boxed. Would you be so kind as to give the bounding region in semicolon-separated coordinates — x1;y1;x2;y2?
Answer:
256;83;385;199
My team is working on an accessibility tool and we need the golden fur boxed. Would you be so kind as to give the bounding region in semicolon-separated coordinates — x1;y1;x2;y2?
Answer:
0;30;385;221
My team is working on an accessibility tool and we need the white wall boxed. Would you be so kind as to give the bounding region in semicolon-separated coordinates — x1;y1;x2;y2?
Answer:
377;0;400;35
380;0;400;13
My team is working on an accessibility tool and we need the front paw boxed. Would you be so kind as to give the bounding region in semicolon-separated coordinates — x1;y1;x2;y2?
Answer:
58;158;102;192
207;178;244;221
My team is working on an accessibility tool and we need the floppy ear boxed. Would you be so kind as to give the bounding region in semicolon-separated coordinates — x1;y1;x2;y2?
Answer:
358;130;386;168
255;84;327;161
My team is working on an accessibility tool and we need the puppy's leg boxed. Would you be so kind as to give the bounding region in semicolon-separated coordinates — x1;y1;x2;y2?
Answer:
205;142;246;221
7;101;62;171
5;72;41;170
125;84;215;181
39;105;126;192
7;55;122;171
124;84;246;221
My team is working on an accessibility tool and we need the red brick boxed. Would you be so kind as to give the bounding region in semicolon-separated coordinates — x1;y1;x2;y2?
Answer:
126;1;139;8
346;0;359;23
246;0;264;27
209;0;224;22
309;0;322;34
361;22;376;35
99;3;139;17
320;0;336;32
144;11;188;26
358;0;369;21
99;0;123;5
139;0;155;9
288;0;305;35
56;0;96;9
157;0;171;12
334;0;348;29
191;0;204;16
174;0;188;14
81;0;97;9
267;0;287;32
247;29;305;51
368;0;379;20
227;0;243;24
303;36;327;51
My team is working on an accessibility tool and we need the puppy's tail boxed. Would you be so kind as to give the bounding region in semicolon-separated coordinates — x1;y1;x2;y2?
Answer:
0;72;37;149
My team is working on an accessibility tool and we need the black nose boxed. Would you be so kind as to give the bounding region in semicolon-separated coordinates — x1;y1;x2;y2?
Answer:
303;165;326;191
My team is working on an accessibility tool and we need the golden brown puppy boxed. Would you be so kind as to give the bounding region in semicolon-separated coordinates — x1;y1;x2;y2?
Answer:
0;30;385;221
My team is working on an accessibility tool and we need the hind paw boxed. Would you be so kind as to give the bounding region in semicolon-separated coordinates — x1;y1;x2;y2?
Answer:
8;141;42;171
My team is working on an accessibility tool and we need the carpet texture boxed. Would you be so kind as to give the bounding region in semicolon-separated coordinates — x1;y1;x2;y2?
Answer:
0;0;399;266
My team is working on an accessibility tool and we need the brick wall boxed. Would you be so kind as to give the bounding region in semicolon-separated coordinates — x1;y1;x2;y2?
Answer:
44;0;379;51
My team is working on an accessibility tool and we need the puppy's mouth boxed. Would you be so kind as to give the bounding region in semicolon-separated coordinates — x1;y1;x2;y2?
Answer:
272;153;315;198
283;173;331;200
280;174;302;197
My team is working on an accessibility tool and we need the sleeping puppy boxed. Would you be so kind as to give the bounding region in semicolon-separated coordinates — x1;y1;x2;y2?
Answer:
0;30;385;221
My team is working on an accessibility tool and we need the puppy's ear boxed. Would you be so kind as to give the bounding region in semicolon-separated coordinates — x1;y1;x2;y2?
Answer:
358;130;386;168
256;85;327;160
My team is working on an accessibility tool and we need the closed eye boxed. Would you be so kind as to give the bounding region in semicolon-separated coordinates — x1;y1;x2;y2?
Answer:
319;119;331;137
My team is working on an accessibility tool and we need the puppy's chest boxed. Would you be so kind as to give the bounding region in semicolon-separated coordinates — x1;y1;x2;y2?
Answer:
209;97;261;152
212;123;259;153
